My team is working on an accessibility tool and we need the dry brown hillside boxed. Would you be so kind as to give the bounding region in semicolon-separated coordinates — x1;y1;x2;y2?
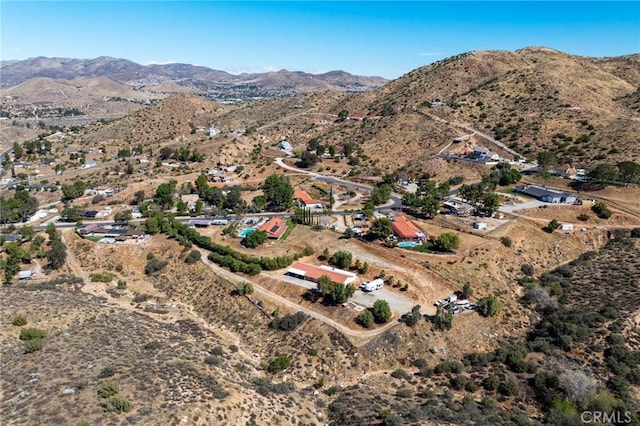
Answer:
81;94;230;147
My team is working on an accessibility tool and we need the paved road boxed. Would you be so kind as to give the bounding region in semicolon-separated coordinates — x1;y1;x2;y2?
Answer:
274;157;403;209
498;199;547;213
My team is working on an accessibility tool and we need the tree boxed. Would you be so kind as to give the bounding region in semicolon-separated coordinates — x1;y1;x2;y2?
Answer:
357;310;374;328
537;151;557;172
267;356;291;373
176;199;188;215
47;239;67;270
372;299;392;323
317;275;355;305
61;180;87;201
432;306;452;330
235;281;254;296
588;163;618;183
144;217;160;234
298;151;319;168
329;250;352;269
477;296;502;317
13;142;23;160
433;232;460;252
244;230;268;248
154;181;176;210
545;218;561;233
462;283;473;299
404;305;422;327
617;161;640;186
263;174;294;211
132;190;145;205
114;210;132;223
195;174;209;196
481;192;500;215
371;184;392;205
337;109;349;122
369;217;393;240
592;201;612;219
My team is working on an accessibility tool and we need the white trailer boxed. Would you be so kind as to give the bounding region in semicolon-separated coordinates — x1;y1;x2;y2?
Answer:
361;278;384;292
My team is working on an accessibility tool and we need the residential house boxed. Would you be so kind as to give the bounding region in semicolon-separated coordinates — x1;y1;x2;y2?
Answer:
294;189;324;209
286;261;357;285
442;200;475;217
516;185;578;204
180;194;200;212
550;164;579;180
258;218;288;240
392;216;427;242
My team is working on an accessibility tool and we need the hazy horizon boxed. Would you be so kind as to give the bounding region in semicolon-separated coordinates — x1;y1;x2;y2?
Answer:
2;1;639;79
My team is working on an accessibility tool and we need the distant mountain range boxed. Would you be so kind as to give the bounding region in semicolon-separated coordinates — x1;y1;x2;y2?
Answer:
0;56;389;100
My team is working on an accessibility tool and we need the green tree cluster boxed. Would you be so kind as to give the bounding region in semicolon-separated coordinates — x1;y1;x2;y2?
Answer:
244;230;268;248
372;299;392;323
263;174;294;211
0;190;38;223
317;275;355;305
61;180;87;201
329;250;352;269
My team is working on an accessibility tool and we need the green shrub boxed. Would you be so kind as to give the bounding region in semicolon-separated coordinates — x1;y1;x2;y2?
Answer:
229;344;239;353
23;338;44;353
143;340;162;350
267;356;291;373
205;355;222;366
477;296;502;317
269;311;308;331
97;381;120;399
185;249;201;264
483;375;499;391
501;236;513;247
210;345;224;356
391;369;410;380
19;327;46;341
104;394;132;413
592;201;612;219
235;281;254;296
98;366;116;378
498;379;520;396
356;310;374;328
144;254;168;275
89;272;115;282
372;299;392;323
11;314;27;326
114;263;124;272
117;280;127;290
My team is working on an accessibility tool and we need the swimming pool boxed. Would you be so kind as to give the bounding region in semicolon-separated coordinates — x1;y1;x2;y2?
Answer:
239;228;255;238
397;241;418;248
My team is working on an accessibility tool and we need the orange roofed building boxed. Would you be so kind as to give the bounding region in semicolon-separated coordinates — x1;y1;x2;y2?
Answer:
286;261;357;285
392;216;427;242
258;218;288;240
294;189;324;209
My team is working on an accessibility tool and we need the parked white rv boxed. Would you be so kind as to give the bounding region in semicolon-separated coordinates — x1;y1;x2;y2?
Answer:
360;278;384;292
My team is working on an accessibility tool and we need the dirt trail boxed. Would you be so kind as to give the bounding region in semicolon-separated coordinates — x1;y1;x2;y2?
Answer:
195;247;400;343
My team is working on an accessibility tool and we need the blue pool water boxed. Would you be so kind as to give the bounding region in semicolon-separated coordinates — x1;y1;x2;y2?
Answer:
397;241;418;248
239;228;255;238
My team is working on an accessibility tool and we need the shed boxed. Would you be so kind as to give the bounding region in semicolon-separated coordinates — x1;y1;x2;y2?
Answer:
18;270;32;280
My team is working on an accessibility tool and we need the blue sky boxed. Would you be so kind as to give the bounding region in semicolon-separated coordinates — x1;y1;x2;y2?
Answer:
1;1;638;79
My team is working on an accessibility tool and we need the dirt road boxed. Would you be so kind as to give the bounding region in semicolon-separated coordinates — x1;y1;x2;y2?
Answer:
196;247;401;341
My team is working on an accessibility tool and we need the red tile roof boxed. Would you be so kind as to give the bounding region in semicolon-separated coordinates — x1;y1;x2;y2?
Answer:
392;216;426;240
294;189;323;206
258;218;288;239
289;261;355;285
